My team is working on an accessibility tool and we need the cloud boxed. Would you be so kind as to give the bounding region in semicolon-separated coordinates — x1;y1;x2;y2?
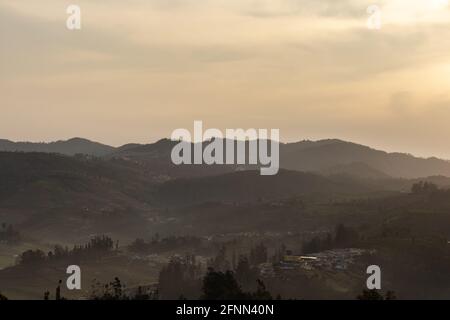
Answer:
242;0;366;18
1;0;450;157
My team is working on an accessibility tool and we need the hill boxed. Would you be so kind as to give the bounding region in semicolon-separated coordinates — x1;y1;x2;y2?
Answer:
280;139;450;179
0;138;115;156
111;138;450;179
0;152;156;242
154;169;380;207
0;151;397;241
3;137;450;179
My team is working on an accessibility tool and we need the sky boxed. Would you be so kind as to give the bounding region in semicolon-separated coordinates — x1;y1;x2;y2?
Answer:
1;0;450;159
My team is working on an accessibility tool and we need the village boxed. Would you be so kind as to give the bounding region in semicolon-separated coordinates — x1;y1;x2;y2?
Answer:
259;248;373;278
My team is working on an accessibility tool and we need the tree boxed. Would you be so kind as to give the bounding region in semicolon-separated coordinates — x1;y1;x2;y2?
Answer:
89;277;126;300
235;255;257;291
411;181;438;195
302;232;334;254
133;286;158;300
272;243;286;263
129;238;148;253
335;224;359;247
158;256;202;299
19;249;46;265
250;279;273;300
201;268;274;300
201;268;247;300
385;291;397;300
210;245;230;272
55;280;62;300
357;289;397;300
0;223;20;244
89;277;157;300
357;289;384;300
111;277;123;299
250;243;268;266
0;292;8;300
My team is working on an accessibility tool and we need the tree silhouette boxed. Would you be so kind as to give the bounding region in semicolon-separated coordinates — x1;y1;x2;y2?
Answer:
250;243;268;266
250;279;273;300
411;181;438;195
158;255;202;299
201;268;247;300
201;268;274;300
357;289;397;300
55;280;62;300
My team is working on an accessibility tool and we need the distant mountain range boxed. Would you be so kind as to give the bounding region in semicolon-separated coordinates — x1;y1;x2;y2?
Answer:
279;139;450;179
0;137;114;156
1;137;450;179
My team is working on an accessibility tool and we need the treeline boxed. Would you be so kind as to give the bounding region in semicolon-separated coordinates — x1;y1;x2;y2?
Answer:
128;235;202;254
201;268;273;300
42;277;159;301
302;224;359;254
208;243;269;272
88;277;159;300
411;181;439;195
18;235;115;266
157;242;273;299
84;266;273;301
57;271;398;300
158;255;203;299
357;289;396;300
0;222;21;244
412;182;450;205
411;181;450;199
48;243;273;301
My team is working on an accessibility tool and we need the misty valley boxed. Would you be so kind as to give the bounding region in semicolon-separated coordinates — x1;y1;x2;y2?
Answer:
0;138;450;300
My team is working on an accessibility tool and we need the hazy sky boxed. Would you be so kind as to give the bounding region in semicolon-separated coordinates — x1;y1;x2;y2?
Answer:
1;0;450;158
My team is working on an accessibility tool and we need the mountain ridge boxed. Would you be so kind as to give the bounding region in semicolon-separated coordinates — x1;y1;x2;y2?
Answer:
2;137;450;179
0;137;115;156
